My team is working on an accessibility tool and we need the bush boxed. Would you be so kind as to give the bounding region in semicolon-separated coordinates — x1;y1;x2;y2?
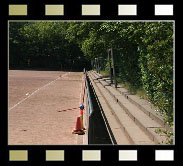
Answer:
138;22;173;124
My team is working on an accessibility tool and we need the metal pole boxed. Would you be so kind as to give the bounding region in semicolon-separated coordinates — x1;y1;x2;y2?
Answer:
111;48;117;88
98;58;100;74
95;58;97;71
97;58;100;73
96;58;98;73
108;49;113;84
98;57;103;74
91;60;93;70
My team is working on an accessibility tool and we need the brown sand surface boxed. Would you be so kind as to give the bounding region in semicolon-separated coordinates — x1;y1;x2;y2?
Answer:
8;70;83;145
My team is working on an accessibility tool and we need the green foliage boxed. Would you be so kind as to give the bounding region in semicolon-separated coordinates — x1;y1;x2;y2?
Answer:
155;128;174;144
138;22;173;125
9;22;28;67
9;22;89;70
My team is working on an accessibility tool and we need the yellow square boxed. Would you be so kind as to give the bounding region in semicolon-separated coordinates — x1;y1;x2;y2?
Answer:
45;5;64;15
82;5;100;15
9;5;27;16
9;150;28;161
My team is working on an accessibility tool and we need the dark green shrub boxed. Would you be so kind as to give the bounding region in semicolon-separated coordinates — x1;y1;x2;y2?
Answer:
138;22;173;124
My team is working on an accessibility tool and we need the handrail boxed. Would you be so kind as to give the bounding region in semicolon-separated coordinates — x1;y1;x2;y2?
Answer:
84;69;94;116
84;69;94;144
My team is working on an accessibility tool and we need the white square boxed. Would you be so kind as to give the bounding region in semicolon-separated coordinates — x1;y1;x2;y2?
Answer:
119;150;137;161
82;150;101;161
46;150;64;161
118;5;137;16
155;150;174;161
155;5;173;15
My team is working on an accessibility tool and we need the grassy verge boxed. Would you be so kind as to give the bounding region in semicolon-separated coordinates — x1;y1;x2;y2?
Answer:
118;81;147;99
99;70;148;100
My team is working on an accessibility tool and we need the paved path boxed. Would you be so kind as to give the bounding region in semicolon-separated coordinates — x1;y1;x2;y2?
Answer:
9;70;83;145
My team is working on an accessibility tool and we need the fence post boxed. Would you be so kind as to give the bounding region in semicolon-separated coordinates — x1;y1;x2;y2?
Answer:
111;48;117;88
95;58;98;72
108;49;113;84
97;58;100;74
91;60;93;70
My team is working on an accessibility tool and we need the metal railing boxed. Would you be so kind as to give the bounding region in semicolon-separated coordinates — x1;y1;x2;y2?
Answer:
85;72;93;116
83;69;94;144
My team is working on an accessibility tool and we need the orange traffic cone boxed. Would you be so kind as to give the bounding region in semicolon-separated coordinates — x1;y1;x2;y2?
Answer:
72;117;85;135
80;115;86;131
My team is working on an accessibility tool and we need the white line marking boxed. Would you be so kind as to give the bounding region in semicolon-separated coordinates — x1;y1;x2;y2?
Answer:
9;72;69;111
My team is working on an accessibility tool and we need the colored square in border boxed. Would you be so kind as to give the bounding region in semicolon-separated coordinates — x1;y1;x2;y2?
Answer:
82;150;101;161
46;150;64;161
82;5;100;16
45;5;64;15
119;150;137;161
118;5;137;15
9;5;27;16
155;5;173;15
155;150;174;161
9;150;28;161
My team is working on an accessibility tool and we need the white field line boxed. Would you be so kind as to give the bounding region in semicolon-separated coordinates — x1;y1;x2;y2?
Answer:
9;72;69;111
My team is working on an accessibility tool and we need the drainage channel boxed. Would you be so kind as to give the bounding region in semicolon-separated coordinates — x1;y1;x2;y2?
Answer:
87;75;112;145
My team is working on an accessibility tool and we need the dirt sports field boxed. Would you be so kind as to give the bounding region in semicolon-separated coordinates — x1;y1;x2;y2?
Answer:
8;70;84;145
